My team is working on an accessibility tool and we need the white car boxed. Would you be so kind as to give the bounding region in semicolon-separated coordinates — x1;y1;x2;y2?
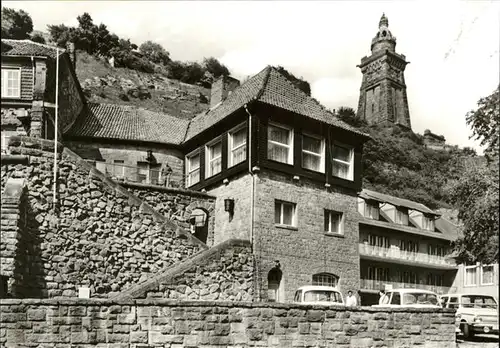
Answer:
293;286;345;305
440;293;499;339
372;288;440;308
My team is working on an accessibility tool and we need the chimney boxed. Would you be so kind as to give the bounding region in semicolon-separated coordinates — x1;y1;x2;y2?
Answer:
210;75;240;109
66;42;76;68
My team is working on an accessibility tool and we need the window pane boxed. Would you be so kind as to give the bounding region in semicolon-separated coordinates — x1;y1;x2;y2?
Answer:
274;202;281;224
482;266;494;284
232;127;247;147
282;204;293;225
232;144;246;165
268;142;289;163
302;152;321;171
269;125;290;145
209;157;221;176
303;135;321;154
189;169;199;185
189;154;200;169
333;162;349;179
333;145;350;162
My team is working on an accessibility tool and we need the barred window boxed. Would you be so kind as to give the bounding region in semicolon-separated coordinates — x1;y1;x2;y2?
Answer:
312;273;339;287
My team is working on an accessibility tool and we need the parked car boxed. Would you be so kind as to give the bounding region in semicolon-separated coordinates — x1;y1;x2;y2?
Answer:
293;286;345;305
440;293;499;339
372;288;441;308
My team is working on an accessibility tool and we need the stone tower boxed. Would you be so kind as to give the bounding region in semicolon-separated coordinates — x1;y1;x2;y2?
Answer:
356;14;412;129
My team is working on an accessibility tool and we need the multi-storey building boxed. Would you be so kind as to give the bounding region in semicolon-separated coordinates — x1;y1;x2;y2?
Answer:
357;189;460;305
1;39;85;150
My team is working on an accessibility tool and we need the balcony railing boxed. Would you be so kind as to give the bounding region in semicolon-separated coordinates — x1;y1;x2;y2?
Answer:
90;161;186;188
360;279;457;295
359;243;456;267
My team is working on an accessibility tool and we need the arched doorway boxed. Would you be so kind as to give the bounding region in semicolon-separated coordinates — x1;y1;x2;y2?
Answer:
189;208;208;244
268;261;284;302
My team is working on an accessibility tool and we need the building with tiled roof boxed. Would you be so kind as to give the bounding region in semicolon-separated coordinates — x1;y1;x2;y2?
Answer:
356;188;460;304
1;39;84;152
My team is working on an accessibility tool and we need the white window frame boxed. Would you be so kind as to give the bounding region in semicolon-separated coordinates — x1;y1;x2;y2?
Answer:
325;210;344;235
274;200;297;227
395;207;409;225
267;122;294;165
205;137;223;178
331;142;354;181
480;264;494;285
301;132;325;172
185;149;201;187
364;200;380;220
1;68;21;98
464;265;477;287
228;122;247;168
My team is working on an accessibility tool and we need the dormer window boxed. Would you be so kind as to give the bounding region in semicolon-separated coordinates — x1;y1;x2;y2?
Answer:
332;144;354;180
268;122;293;165
395;207;408;225
422;214;435;231
364;200;379;220
1;68;21;98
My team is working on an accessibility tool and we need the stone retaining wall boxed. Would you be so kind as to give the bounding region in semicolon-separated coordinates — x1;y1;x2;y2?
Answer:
0;137;207;298
0;299;457;347
116;239;254;302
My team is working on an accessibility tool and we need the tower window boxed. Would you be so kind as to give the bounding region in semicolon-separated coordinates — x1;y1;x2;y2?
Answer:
382;31;387;37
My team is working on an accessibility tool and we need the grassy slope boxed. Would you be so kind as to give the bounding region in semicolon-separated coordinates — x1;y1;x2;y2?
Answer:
74;51;210;118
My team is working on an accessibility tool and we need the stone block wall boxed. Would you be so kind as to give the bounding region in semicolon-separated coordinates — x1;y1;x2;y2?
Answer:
0;299;457;347
117;239;254;302
253;169;361;302
0;136;207;298
126;183;216;246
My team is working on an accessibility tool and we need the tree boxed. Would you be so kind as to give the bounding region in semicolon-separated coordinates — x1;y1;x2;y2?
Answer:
30;31;46;44
276;66;311;96
139;41;170;65
465;86;499;162
203;57;230;78
1;7;33;39
336;106;367;127
47;24;78;48
446;88;500;265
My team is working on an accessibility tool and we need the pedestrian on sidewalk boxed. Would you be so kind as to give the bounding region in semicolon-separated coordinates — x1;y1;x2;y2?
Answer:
346;290;358;307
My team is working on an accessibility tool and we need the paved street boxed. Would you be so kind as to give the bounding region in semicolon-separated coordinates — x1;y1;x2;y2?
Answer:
456;334;499;348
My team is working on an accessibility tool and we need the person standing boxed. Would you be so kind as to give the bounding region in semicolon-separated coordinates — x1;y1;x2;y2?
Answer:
346;290;358;307
378;289;386;304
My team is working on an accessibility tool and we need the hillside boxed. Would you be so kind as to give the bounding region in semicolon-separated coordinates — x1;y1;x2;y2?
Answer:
75;51;210;118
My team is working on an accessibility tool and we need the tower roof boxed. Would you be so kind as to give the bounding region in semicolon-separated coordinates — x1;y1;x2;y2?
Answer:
371;13;396;53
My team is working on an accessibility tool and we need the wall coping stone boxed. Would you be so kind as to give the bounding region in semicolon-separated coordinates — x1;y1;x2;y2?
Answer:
0;297;456;314
114;239;251;300
8;135;64;153
2;177;26;198
0;154;29;165
122;181;216;199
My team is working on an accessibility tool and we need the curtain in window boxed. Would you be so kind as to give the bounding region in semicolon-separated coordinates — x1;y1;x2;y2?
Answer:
268;125;290;163
208;142;222;176
465;267;476;285
482;266;494;284
231;127;247;165
188;154;200;185
302;135;322;171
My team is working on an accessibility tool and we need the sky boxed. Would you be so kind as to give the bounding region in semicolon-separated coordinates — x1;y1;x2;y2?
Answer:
4;0;499;153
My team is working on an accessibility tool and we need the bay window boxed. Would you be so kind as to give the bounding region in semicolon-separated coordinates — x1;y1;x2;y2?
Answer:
268;123;293;164
302;133;325;172
332;144;353;180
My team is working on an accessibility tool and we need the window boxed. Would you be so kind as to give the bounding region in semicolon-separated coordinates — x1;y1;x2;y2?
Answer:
427;273;443;286
1;68;21;98
312;273;338;287
448;297;459;309
186;151;200;186
324;210;343;234
228;124;247;167
332;144;354;180
401;240;419;253
367;267;390;281
274;200;296;227
481;265;494;285
369;234;390;248
422;215;435;231
395;207;409;225
364;200;380;220
112;160;125;178
399;271;418;284
302;133;325;172
268;123;293;164
390;292;400;305
206;139;222;178
464;265;477;286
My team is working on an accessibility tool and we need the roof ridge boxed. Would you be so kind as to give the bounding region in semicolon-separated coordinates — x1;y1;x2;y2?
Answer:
255;65;273;101
2;38;66;53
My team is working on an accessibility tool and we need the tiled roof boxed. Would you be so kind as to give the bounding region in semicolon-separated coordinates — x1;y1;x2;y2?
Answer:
66;103;190;145
184;66;369;142
359;189;439;215
1;39;64;59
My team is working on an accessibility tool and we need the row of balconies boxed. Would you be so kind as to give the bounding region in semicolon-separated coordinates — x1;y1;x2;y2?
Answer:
359;243;456;267
360;279;456;295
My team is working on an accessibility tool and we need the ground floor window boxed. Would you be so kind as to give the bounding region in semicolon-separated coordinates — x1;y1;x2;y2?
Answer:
312;273;338;287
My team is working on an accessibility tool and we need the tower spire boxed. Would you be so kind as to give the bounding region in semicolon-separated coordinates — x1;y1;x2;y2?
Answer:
379;13;389;28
